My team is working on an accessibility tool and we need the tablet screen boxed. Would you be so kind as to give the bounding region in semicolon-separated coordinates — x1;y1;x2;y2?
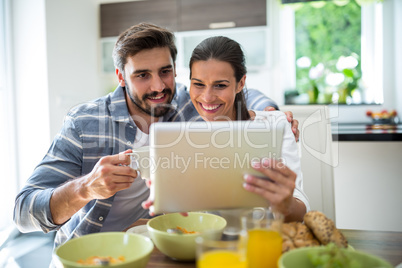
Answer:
148;120;285;214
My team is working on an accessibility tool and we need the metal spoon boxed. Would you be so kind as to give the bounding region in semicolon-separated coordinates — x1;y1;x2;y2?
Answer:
94;258;110;266
167;228;184;234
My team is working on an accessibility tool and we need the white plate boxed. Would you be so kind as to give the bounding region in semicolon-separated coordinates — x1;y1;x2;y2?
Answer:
126;225;150;238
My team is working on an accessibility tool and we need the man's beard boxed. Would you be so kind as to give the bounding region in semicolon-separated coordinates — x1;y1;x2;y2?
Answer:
125;82;174;117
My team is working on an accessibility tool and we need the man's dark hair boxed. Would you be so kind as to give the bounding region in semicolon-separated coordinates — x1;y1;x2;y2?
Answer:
113;23;177;77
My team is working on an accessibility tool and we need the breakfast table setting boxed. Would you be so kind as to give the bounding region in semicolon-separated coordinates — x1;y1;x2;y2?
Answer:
53;209;402;267
53;118;402;267
124;214;402;268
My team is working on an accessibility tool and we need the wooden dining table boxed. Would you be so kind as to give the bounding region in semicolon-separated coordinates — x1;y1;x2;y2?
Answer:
127;219;402;267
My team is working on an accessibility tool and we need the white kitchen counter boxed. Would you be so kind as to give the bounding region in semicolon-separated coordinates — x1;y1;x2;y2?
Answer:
333;141;402;232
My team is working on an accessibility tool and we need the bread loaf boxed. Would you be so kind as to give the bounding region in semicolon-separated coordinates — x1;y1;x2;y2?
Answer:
281;221;320;252
303;211;348;248
281;210;348;253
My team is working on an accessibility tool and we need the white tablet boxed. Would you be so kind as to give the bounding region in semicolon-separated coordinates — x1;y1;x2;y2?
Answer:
148;119;285;214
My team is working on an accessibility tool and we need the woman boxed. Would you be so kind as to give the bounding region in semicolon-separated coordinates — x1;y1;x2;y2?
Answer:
143;36;309;222
187;36;309;222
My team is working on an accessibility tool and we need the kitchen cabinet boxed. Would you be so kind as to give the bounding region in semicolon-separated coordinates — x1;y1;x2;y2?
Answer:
178;0;266;31
100;0;178;37
100;0;267;37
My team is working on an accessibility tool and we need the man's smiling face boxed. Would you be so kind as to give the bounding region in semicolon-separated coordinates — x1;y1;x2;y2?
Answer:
118;47;176;118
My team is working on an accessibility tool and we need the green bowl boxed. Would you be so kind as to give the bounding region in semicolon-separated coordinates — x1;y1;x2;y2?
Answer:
278;246;393;268
147;212;227;261
53;232;153;268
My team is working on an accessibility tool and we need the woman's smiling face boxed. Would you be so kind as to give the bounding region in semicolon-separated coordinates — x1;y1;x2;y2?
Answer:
190;59;245;121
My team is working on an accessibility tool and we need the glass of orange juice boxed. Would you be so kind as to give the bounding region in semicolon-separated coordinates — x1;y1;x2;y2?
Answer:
241;207;284;268
196;230;247;268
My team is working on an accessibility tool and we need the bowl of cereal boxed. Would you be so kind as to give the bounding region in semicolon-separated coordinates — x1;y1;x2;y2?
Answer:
147;212;227;261
53;232;153;267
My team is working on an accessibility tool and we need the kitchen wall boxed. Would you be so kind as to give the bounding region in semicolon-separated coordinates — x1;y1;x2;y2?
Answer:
11;0;102;186
45;0;101;139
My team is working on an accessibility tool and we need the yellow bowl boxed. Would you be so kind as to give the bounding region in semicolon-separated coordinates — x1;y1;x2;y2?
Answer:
53;232;153;268
147;212;227;261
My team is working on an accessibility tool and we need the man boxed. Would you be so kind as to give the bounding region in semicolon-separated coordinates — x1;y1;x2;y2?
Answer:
13;23;298;247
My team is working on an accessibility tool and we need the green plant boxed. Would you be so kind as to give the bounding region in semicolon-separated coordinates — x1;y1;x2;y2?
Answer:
293;0;362;103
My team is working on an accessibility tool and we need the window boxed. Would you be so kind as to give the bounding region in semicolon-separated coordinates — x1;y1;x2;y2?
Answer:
281;0;383;105
0;0;18;234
